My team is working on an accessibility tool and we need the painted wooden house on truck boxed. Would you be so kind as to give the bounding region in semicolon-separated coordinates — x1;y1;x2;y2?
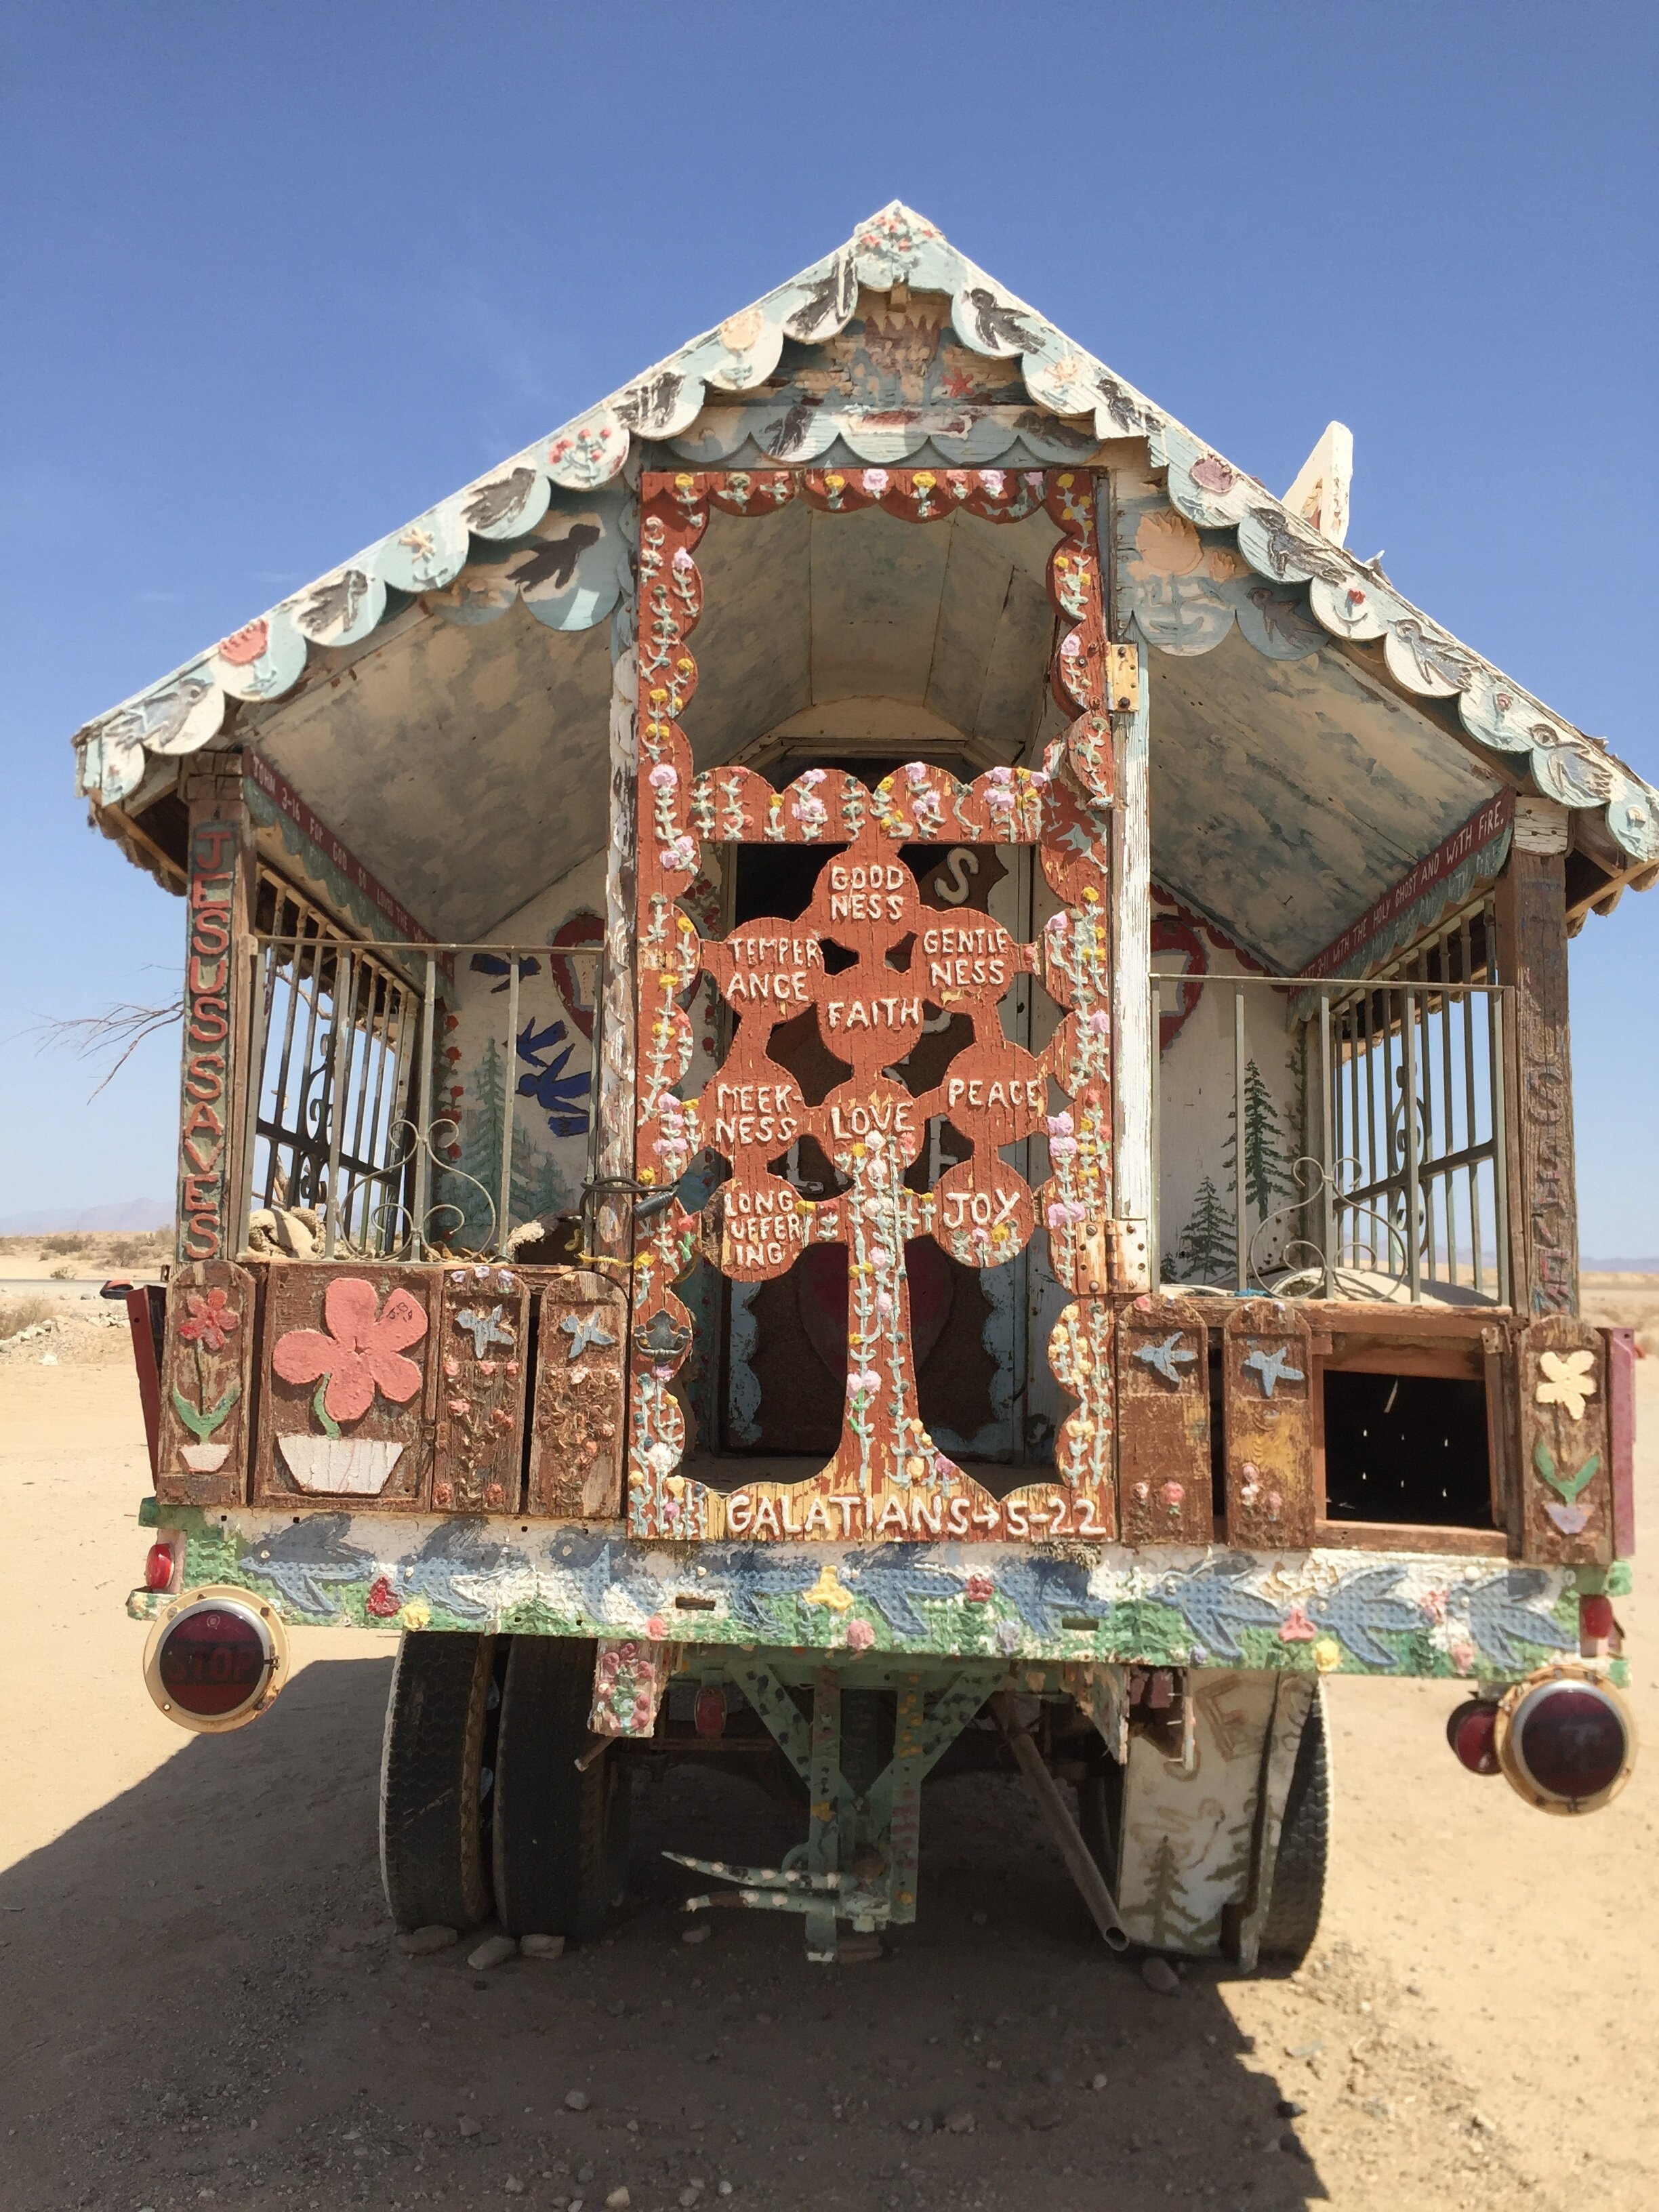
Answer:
84;204;1647;1966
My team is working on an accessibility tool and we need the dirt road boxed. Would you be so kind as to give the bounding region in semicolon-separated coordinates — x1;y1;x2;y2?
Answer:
1;1341;1652;2212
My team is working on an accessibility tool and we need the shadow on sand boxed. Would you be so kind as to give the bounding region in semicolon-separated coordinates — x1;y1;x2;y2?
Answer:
1;1654;1328;2211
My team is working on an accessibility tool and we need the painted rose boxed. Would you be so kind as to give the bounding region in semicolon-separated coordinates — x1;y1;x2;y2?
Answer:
366;1575;403;1619
272;1277;428;1425
177;1287;239;1354
846;1619;876;1652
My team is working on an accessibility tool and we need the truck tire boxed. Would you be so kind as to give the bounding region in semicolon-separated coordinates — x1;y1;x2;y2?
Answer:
491;1636;631;1942
379;1630;499;1932
1260;1684;1330;1966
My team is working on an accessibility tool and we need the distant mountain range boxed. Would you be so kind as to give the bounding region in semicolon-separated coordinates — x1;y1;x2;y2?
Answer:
0;1199;172;1235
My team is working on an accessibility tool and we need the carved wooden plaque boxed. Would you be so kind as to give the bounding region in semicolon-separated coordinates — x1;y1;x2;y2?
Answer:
253;1263;438;1509
1117;1295;1213;1545
156;1259;257;1508
1517;1314;1610;1566
624;465;1126;1542
527;1270;629;1519
432;1263;531;1514
1222;1301;1313;1548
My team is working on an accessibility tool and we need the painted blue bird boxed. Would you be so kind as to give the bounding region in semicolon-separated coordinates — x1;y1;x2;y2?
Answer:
516;1016;590;1140
1150;1555;1281;1664
842;1547;964;1638
468;952;541;994
241;1513;373;1619
1307;1566;1425;1671
456;1304;515;1358
1134;1332;1197;1385
560;1311;617;1361
1445;1570;1574;1674
1242;1344;1304;1399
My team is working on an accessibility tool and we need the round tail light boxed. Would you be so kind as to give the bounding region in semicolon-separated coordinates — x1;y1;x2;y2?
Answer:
144;1541;177;1593
1496;1667;1636;1815
143;1588;287;1734
1445;1698;1501;1775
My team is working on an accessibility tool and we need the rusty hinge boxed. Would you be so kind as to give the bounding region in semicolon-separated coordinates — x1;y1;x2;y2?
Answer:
1077;1218;1151;1296
1105;642;1141;716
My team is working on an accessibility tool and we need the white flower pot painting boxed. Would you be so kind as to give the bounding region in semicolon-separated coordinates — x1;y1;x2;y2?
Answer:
278;1436;405;1496
179;1442;230;1475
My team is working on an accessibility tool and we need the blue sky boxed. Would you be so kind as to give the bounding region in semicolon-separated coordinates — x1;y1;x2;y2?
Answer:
1;2;1654;1252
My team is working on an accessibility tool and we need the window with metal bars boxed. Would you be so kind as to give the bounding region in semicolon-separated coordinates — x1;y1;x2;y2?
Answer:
1328;897;1510;1305
246;871;424;1255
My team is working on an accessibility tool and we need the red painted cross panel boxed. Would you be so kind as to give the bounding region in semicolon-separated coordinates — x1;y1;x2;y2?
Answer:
626;466;1130;1542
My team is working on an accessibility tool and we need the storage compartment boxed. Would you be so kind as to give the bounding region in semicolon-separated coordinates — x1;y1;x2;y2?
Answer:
1322;1368;1494;1528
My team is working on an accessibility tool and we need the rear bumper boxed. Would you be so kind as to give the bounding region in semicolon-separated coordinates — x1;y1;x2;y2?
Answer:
126;1507;1629;1684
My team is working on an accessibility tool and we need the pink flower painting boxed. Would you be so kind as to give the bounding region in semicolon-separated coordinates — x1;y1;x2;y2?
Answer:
273;1277;428;1426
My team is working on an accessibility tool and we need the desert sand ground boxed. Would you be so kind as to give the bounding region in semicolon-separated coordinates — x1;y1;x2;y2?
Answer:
0;1313;1654;2212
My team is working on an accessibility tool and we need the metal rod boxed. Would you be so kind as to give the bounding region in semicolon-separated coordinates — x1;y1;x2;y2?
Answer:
234;941;272;1258
991;1695;1128;1951
1402;985;1421;1303
1462;916;1485;1297
1319;991;1334;1295
1233;985;1247;1292
323;950;355;1257
1149;975;1162;1283
499;958;520;1250
413;955;435;1260
1491;991;1511;1309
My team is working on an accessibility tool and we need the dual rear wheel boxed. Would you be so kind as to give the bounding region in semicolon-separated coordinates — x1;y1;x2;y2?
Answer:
379;1632;630;1939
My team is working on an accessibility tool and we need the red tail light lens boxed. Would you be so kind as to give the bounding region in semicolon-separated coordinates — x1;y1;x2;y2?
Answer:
1498;1673;1635;1814
1445;1698;1500;1775
693;1687;727;1738
144;1541;176;1593
143;1591;286;1733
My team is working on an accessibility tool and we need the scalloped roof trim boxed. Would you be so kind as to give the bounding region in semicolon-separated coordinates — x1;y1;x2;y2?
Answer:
70;201;1658;875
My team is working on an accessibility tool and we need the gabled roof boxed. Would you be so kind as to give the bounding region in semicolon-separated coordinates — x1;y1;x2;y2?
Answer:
73;200;1658;893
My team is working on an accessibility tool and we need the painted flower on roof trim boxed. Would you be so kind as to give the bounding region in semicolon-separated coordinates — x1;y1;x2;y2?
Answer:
177;1287;239;1353
273;1277;428;1426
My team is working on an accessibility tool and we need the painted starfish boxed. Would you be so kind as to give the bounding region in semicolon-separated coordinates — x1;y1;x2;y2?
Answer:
1134;1332;1198;1385
1242;1343;1304;1399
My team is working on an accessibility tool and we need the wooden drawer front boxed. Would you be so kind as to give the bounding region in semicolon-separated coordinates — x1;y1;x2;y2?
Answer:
1223;1302;1313;1547
527;1271;628;1518
1116;1297;1212;1544
157;1260;257;1507
432;1265;532;1513
1519;1315;1612;1566
254;1264;438;1509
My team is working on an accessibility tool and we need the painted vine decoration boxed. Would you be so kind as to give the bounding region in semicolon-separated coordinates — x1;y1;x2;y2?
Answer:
627;464;1127;1543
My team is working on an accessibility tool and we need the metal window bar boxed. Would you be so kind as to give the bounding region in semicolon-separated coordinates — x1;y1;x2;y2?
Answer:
247;885;605;1262
1149;895;1510;1305
1325;897;1508;1306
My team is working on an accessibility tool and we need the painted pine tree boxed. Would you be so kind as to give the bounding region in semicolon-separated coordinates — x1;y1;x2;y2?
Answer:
510;1138;573;1230
1176;1172;1233;1284
1225;1057;1296;1221
434;1037;508;1248
1142;1833;1201;1947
